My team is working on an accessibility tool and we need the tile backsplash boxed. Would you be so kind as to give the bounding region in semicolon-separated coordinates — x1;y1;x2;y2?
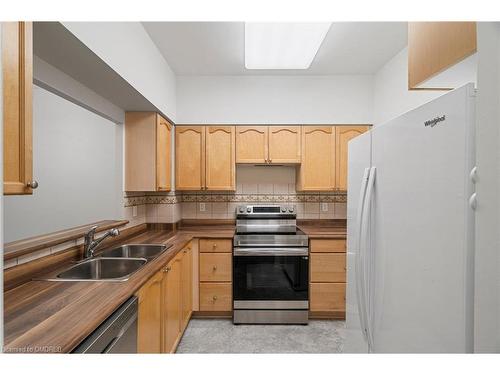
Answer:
124;166;347;222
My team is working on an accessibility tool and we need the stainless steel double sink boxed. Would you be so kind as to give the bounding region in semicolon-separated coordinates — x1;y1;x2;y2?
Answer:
43;244;171;282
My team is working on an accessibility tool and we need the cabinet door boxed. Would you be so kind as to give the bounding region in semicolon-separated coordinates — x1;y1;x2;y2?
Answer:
156;115;172;191
297;126;335;191
268;126;301;163
3;22;33;195
163;258;181;353
136;272;162;353
175;126;205;190
235;126;268;163
310;253;346;283
199;253;232;282
205;126;235;190
310;282;346;313
335;126;370;191
180;246;193;330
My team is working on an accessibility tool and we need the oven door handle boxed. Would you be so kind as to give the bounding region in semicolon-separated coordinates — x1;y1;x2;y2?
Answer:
233;247;309;256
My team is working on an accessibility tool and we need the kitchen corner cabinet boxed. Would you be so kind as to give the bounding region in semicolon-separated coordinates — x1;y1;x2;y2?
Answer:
176;126;235;191
236;125;301;164
297;126;336;191
125;112;172;191
3;22;34;195
335;126;370;191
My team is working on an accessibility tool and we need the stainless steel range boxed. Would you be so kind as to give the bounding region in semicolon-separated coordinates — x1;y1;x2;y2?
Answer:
233;205;309;324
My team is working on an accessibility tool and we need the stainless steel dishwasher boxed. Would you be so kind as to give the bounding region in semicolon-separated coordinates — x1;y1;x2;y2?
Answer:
72;296;138;353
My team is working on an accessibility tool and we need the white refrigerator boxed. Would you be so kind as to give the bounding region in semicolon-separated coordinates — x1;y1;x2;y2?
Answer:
344;83;477;353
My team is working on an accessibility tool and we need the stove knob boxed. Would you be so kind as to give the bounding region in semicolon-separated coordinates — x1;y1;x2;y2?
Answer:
239;207;244;213
246;207;252;213
281;207;286;213
288;207;294;213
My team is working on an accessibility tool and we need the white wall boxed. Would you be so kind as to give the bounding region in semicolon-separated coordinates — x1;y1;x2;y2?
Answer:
176;75;373;124
62;22;177;122
373;46;478;126
3;86;123;243
473;22;500;353
372;47;445;125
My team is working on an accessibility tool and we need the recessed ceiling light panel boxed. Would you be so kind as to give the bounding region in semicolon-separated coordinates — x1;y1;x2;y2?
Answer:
245;22;332;70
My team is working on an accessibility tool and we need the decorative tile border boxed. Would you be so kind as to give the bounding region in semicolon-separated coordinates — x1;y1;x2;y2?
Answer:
124;191;346;207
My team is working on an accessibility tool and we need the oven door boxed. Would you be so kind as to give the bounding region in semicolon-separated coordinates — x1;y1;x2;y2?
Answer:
233;247;309;307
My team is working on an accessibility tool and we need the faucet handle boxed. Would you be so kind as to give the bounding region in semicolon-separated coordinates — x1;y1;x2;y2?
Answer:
86;225;98;237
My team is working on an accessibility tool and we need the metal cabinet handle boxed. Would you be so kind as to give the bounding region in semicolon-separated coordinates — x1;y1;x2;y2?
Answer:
27;180;39;189
213;243;217;248
212;265;217;271
164;266;172;273
212;295;218;301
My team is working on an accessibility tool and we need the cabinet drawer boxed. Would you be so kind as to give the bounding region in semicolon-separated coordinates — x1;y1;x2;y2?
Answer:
199;282;232;311
200;253;232;282
310;283;346;312
310;253;346;283
199;238;232;253
310;239;346;253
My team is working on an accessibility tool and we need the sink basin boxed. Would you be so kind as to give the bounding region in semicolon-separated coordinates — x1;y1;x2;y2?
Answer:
53;258;147;281
99;244;170;260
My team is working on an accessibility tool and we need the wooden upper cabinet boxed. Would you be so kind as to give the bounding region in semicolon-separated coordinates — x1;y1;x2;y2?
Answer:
268;126;301;163
156;116;172;191
125;112;172;191
175;126;205;190
3;22;34;195
297;126;336;191
235;126;267;163
408;22;477;89
205;126;235;190
236;126;301;164
335;126;370;191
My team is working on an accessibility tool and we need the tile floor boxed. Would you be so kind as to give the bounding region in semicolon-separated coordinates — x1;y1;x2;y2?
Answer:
176;319;346;354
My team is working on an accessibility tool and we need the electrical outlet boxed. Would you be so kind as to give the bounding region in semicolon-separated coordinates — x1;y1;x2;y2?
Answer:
199;202;206;212
321;203;328;212
132;205;138;217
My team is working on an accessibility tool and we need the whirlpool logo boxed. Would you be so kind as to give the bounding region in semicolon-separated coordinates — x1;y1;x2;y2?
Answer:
424;115;446;128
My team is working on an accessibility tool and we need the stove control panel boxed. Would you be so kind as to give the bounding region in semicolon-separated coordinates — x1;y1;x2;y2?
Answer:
236;205;296;216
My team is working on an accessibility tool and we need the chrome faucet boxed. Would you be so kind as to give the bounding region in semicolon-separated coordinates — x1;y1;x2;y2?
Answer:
83;225;120;258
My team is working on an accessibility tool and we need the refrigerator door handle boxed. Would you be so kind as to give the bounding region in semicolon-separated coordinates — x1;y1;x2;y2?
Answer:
360;166;376;352
355;167;370;345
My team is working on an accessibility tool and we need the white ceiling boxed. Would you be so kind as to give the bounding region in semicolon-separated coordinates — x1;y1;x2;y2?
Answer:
143;22;408;76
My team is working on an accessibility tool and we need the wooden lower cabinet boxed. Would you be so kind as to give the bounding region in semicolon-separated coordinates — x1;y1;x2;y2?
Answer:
309;238;347;318
310;253;346;283
199;283;232;311
310;239;346;253
162;255;181;353
136;243;193;354
199;238;232;253
180;246;193;328
310;282;346;315
198;237;233;314
199;253;232;282
136;271;163;353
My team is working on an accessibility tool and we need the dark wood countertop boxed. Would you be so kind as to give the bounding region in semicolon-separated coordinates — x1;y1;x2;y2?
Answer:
3;226;235;353
3;222;346;353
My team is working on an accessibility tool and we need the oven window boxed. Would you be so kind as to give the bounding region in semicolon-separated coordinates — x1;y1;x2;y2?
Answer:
233;255;309;301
